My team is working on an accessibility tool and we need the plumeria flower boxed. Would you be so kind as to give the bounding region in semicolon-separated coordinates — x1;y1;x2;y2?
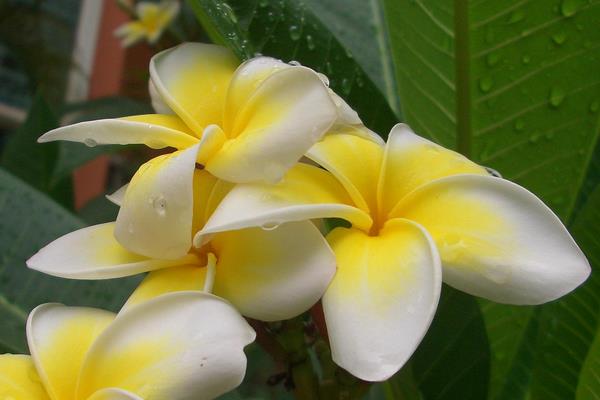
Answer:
115;0;180;47
0;291;255;399
37;43;337;260
27;166;336;322
195;124;591;381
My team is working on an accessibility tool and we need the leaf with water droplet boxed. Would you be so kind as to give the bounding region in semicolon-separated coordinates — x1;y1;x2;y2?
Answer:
288;25;301;41
479;76;494;93
561;0;583;17
552;31;568;45
549;86;566;107
590;100;600;113
507;9;525;24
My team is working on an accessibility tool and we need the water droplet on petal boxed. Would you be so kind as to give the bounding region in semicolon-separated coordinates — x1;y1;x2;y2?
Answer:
549;86;566;107
288;60;301;66
261;222;280;231
317;73;330;87
485;167;503;178
84;138;97;147
152;195;167;217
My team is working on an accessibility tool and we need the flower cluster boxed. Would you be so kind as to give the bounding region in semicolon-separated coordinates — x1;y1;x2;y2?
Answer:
1;43;590;398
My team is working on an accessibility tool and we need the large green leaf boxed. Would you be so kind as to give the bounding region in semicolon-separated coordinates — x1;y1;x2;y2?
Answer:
186;0;398;136
383;0;600;221
410;286;490;400
0;168;141;353
577;324;600;399
526;185;600;400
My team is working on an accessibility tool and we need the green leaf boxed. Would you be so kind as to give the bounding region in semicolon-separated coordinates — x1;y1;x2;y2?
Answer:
382;0;600;221
410;286;490;400
186;0;398;136
526;185;600;400
577;324;600;399
0;168;141;353
0;92;72;206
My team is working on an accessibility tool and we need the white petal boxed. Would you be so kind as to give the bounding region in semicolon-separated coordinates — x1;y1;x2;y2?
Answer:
77;292;255;400
106;184;128;207
27;304;115;400
206;66;338;183
38;117;197;149
195;164;371;245
323;219;441;381
393;174;591;304
115;144;200;259
211;221;336;321
27;223;196;279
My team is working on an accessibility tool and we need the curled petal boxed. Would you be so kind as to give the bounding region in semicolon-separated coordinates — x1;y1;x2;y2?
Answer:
196;163;371;245
323;219;441;381
27;304;115;400
393;174;591;304
77;292;255;400
150;43;238;133
27;223;196;279
115;144;200;259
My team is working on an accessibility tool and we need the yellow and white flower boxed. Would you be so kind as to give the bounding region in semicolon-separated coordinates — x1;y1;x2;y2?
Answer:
0;291;255;399
196;124;591;381
115;1;180;47
38;43;337;260
27;167;336;322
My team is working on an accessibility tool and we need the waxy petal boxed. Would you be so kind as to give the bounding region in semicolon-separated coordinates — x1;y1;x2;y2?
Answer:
196;163;372;245
378;124;487;219
38;115;197;150
211;222;336;321
323;219;441;381
306;132;383;213
150;43;238;133
106;184;128;207
0;354;49;400
206;67;337;183
77;292;255;400
27;223;197;279
121;265;206;313
115;144;200;259
393;175;590;304
88;388;143;400
27;304;115;400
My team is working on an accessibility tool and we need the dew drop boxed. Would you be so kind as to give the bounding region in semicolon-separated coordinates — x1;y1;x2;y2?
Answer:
549;86;566;107
306;34;315;50
589;100;599;113
486;52;501;67
288;25;301;41
84;138;97;147
561;0;583;16
479;76;494;93
529;132;541;143
485;167;503;178
341;78;352;95
507;9;525;24
261;222;280;231
552;31;567;45
317;73;330;87
152;195;167;217
221;3;237;23
521;55;531;64
259;0;268;7
514;118;525;131
288;60;301;66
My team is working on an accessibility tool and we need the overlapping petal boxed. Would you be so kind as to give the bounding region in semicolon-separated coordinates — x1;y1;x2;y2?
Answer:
392;174;591;304
196;163;372;244
77;292;255;400
306;132;383;213
206;67;338;183
26;304;115;400
115;143;200;259
378;124;487;219
150;43;238;133
323;219;441;381
27;223;197;279
0;354;49;399
37;115;197;149
211;222;336;321
87;388;143;400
